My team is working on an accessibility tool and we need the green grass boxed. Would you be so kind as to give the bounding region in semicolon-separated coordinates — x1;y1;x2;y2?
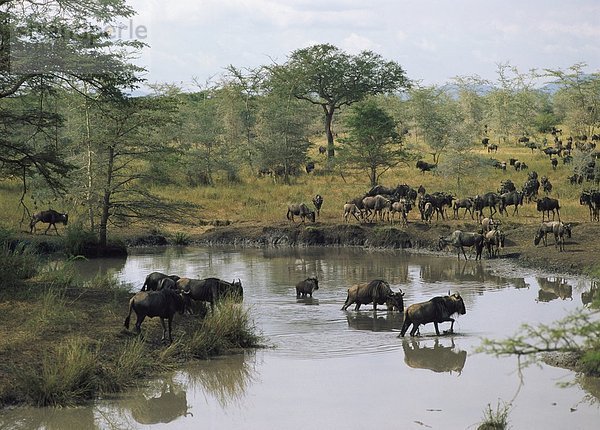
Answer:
186;298;262;359
580;349;600;377
478;401;511;430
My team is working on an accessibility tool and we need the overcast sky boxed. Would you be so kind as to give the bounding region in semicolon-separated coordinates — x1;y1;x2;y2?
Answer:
124;0;600;90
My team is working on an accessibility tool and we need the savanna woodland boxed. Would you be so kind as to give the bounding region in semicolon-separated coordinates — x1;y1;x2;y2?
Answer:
0;0;599;421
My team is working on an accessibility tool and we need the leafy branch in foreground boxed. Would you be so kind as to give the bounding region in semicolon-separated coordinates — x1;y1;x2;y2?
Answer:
477;307;600;374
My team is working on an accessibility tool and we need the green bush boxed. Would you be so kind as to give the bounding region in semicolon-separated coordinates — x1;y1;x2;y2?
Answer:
0;242;39;285
580;349;600;376
62;223;97;257
172;231;190;245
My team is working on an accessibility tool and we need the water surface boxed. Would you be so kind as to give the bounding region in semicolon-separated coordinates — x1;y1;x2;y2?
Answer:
3;247;599;429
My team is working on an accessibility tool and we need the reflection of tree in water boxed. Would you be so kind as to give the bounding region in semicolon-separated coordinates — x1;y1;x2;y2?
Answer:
402;338;467;374
346;311;404;332
185;352;257;408
537;277;573;302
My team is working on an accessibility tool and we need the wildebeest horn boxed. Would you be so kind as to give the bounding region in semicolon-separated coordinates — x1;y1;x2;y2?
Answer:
182;289;190;295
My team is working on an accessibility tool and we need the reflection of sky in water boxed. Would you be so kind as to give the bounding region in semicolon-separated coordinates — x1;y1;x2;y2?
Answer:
9;247;595;430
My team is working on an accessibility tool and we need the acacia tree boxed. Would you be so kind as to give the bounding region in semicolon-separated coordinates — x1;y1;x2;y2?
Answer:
339;98;408;186
546;63;600;137
271;44;409;159
0;0;142;221
408;85;455;164
252;85;313;185
81;93;190;246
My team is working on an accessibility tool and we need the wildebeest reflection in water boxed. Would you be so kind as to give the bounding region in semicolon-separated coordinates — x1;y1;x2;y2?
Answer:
582;281;599;306
346;311;404;332
402;338;467;374
130;382;191;425
537;277;573;302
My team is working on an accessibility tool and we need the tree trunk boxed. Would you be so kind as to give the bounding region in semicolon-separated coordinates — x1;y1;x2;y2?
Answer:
370;166;377;186
323;105;335;159
98;145;115;247
83;88;95;231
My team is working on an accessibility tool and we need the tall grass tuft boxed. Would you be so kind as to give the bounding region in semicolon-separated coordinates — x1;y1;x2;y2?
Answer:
99;338;157;393
477;401;511;430
0;241;39;285
172;231;190;245
62;222;97;257
19;338;98;406
187;299;262;359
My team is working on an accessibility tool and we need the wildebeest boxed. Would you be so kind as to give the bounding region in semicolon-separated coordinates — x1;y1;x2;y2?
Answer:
296;277;319;298
522;177;540;203
480;217;496;233
416;160;437;173
29;209;68;235
439;230;484;261
287;203;316;223
123;288;186;343
487;143;498;153
484;228;505;257
390;199;412;226
318;145;327;155
473;192;501;219
305;161;315;174
551;158;558;170
452;198;475;220
536;197;560;222
541;176;552;194
341;279;404;312
534;221;572;251
569;173;584;185
142;272;181;291
177;277;243;312
422;202;434;223
362;195;392;222
400;293;466;337
580;190;600;221
498;190;523;216
343;203;362;223
312;194;323;216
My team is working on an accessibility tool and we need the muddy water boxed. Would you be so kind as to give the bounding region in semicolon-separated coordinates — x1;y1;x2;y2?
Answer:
3;247;599;429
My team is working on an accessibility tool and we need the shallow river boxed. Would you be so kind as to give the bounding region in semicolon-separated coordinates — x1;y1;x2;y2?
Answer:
3;246;600;429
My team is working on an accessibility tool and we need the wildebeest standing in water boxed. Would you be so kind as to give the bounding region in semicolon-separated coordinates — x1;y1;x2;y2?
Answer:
29;209;68;235
141;272;181;291
177;277;243;312
341;279;404;311
296;277;319;297
124;288;186;343
400;293;466;337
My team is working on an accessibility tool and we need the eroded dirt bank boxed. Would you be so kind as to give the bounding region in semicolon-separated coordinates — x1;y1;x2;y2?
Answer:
190;220;600;276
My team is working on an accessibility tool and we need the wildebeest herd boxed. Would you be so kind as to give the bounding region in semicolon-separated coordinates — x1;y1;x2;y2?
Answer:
123;270;467;343
283;168;590;256
124;271;243;343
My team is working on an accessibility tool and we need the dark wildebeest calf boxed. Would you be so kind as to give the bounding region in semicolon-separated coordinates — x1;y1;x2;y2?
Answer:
141;272;181;291
536;197;561;222
124;288;185;343
341;279;404;311
400;293;466;336
30;209;68;235
312;194;323;217
296;277;319;297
